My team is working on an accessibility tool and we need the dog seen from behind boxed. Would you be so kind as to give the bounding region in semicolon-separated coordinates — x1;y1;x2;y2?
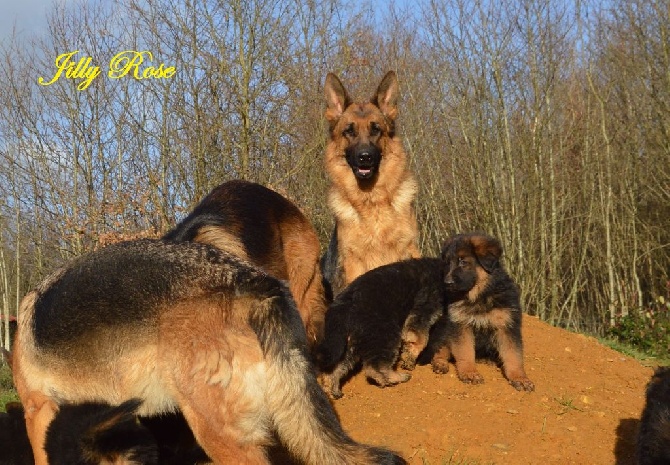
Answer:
320;71;421;298
422;233;535;392
637;366;670;465
316;258;447;399
11;239;406;465
163;179;327;346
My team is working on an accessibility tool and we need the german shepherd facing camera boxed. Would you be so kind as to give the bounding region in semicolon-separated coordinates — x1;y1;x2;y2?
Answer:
321;71;421;297
421;233;535;392
163;180;327;346
316;258;446;399
12;239;406;465
637;366;670;465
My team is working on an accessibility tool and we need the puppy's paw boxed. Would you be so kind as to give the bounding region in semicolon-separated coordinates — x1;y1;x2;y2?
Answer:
399;355;417;371
458;371;484;385
431;359;450;374
510;377;535;392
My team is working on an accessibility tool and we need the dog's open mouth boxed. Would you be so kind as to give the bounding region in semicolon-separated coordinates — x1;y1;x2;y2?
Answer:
353;167;375;179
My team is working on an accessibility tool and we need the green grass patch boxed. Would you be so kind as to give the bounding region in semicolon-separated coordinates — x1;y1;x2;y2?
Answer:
0;362;18;411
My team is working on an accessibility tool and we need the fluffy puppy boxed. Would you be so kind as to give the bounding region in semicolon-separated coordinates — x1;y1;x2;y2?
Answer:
421;233;535;391
316;258;446;399
44;400;158;465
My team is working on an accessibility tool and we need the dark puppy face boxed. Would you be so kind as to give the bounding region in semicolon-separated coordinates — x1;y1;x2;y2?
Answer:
441;233;502;294
324;72;399;181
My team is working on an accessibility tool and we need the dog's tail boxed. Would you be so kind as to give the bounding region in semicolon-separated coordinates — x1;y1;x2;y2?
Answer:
251;289;405;465
313;298;351;371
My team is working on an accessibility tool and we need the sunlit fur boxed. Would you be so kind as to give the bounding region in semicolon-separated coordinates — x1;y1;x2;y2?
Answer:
321;71;420;297
163;180;327;347
421;233;535;392
12;239;406;465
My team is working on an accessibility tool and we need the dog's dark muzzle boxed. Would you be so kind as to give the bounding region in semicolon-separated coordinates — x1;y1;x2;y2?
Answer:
346;145;381;180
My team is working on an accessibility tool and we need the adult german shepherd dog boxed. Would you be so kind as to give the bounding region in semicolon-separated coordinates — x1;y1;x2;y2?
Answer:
163;179;326;346
421;233;535;392
12;240;405;465
321;71;421;297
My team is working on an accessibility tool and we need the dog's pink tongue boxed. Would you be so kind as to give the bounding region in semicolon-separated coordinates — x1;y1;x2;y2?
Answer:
359;169;371;175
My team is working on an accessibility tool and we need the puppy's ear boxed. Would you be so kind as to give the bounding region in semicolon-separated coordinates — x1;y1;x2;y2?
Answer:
372;71;399;120
324;73;351;124
470;235;502;273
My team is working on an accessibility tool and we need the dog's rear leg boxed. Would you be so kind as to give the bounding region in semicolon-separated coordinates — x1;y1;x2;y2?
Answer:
430;345;451;374
160;302;272;465
178;403;269;465
23;391;58;465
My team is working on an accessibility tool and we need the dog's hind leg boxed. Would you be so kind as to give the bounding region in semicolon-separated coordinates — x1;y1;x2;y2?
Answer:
22;391;57;465
325;353;357;399
159;301;273;465
283;221;327;347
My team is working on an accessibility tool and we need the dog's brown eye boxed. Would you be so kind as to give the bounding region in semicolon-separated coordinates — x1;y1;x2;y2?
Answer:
343;124;355;137
370;122;381;136
458;257;468;267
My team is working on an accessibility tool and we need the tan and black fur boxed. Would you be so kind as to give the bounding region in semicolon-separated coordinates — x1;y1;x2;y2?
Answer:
316;258;447;399
320;71;421;298
637;366;670;465
421;233;535;392
12;239;405;465
44;399;158;465
163;180;326;346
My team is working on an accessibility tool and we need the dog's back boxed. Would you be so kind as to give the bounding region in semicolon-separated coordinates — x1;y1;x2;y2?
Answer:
164;179;326;345
13;239;406;465
317;258;445;397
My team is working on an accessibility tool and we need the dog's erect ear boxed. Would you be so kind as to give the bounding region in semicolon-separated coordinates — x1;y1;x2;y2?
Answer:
324;73;351;123
470;234;502;273
372;71;399;120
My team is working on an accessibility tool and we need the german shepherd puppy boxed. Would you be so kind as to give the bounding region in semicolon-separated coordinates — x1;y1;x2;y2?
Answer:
163;180;326;346
44;400;158;465
316;258;446;399
5;399;211;464
321;71;421;298
421;233;535;392
637;366;670;465
12;239;406;465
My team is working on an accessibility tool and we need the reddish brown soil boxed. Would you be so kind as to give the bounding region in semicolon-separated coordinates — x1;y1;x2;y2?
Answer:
331;315;653;465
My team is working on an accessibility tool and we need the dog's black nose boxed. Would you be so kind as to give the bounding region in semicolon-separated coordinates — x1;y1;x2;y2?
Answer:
357;152;372;164
444;275;455;285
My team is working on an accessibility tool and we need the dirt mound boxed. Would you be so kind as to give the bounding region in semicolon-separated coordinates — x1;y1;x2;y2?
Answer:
332;315;653;465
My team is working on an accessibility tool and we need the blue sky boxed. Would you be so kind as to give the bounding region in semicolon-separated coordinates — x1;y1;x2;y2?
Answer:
0;0;55;43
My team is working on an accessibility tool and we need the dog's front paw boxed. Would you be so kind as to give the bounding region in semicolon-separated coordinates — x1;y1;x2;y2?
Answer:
458;371;484;385
431;358;450;374
399;354;417;371
510;377;535;392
